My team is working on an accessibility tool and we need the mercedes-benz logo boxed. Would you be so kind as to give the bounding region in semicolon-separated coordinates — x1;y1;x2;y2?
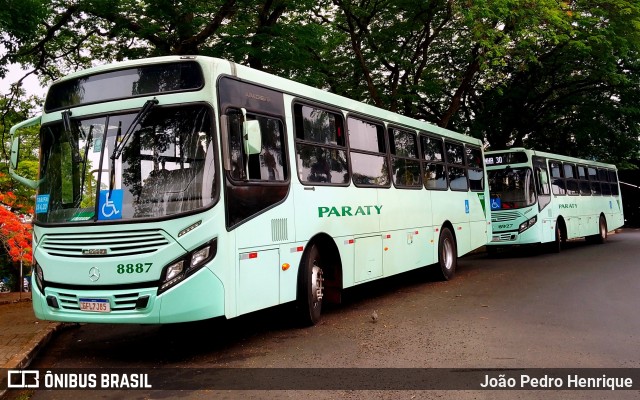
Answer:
89;267;101;282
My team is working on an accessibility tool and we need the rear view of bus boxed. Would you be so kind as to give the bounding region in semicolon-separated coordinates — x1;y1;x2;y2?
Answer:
485;148;624;252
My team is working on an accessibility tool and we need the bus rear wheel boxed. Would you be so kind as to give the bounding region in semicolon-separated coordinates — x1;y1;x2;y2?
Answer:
594;215;607;244
436;227;457;281
548;221;566;253
297;243;324;326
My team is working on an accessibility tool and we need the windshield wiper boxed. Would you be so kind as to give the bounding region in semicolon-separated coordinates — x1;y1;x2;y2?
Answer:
110;98;159;161
79;125;93;200
61;110;83;163
109;98;159;193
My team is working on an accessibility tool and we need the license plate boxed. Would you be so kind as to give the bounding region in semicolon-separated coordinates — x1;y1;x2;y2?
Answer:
79;298;111;312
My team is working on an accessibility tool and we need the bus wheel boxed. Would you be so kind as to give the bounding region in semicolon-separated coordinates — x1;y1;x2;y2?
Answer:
436;227;457;281
297;243;324;326
594;215;607;244
549;224;564;253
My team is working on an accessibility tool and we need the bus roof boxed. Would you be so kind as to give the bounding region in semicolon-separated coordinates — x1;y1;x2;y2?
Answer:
486;147;617;170
47;56;480;146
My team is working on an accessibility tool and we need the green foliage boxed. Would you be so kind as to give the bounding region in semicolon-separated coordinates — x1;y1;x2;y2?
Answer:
1;0;639;165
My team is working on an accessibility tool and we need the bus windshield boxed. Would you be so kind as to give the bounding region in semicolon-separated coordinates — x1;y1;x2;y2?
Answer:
35;104;216;223
488;167;536;210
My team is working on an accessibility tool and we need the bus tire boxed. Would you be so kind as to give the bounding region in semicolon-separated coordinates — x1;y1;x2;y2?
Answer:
296;242;324;326
549;222;565;253
436;227;457;281
594;215;607;244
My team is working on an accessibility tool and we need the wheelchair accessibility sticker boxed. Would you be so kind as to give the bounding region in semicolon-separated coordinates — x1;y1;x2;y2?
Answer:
98;189;123;220
490;197;501;211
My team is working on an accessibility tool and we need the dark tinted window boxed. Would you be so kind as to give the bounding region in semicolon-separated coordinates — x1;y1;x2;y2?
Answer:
294;104;345;146
445;141;467;191
445;142;465;165
466;146;484;192
390;128;421;188
550;161;566;195
577;165;591;195
45;62;204;111
348;117;389;187
421;135;444;162
294;104;348;185
227;110;287;182
564;164;579;195
588;167;601;195
610;170;620;195
421;135;447;190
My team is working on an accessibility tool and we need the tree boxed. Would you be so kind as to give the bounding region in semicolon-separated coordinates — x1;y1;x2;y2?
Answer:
1;0;639;165
0;191;32;264
469;0;640;165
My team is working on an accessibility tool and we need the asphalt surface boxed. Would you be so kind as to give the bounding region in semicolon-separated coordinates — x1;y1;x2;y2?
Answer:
2;228;640;399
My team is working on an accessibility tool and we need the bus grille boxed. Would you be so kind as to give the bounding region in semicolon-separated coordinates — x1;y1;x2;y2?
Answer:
40;230;170;258
491;211;521;223
492;233;518;242
56;290;142;311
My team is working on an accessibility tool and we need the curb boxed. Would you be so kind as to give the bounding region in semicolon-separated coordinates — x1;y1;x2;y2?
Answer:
2;322;63;370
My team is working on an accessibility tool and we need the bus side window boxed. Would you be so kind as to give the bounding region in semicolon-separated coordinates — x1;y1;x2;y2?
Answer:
226;109;287;182
588;167;601;195
609;169;620;195
534;164;551;211
550;161;566;196
389;128;421;188
466;146;484;192
599;168;612;196
445;141;468;191
577;165;591;195
348;117;389;187
420;134;447;190
294;104;349;185
564;163;579;195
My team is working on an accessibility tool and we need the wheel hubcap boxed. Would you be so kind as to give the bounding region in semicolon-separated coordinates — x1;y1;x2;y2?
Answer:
443;238;453;270
310;263;324;308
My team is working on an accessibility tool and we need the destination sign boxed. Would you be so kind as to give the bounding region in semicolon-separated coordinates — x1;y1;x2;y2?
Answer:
485;151;528;166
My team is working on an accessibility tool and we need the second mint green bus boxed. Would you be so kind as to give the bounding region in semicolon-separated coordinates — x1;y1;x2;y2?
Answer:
485;148;624;252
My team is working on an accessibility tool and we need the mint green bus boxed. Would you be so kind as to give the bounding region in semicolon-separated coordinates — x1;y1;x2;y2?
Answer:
10;56;490;325
485;148;624;252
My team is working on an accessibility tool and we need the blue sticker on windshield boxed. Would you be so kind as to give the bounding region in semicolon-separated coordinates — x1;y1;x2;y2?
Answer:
35;195;50;214
98;189;123;220
490;197;501;211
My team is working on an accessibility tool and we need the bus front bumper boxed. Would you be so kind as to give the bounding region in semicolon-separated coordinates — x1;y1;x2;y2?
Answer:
32;267;225;324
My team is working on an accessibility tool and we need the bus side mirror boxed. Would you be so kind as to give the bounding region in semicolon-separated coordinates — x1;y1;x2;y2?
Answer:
10;137;20;170
242;120;262;155
9;114;42;189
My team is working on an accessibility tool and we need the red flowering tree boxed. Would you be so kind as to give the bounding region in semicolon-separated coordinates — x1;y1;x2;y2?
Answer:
0;191;32;266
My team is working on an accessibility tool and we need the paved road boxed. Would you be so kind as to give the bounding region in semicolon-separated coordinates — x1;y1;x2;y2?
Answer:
9;229;640;399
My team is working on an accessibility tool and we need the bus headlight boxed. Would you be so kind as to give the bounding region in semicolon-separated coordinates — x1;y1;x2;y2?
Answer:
34;261;44;294
158;239;217;294
166;260;184;281
518;216;537;233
